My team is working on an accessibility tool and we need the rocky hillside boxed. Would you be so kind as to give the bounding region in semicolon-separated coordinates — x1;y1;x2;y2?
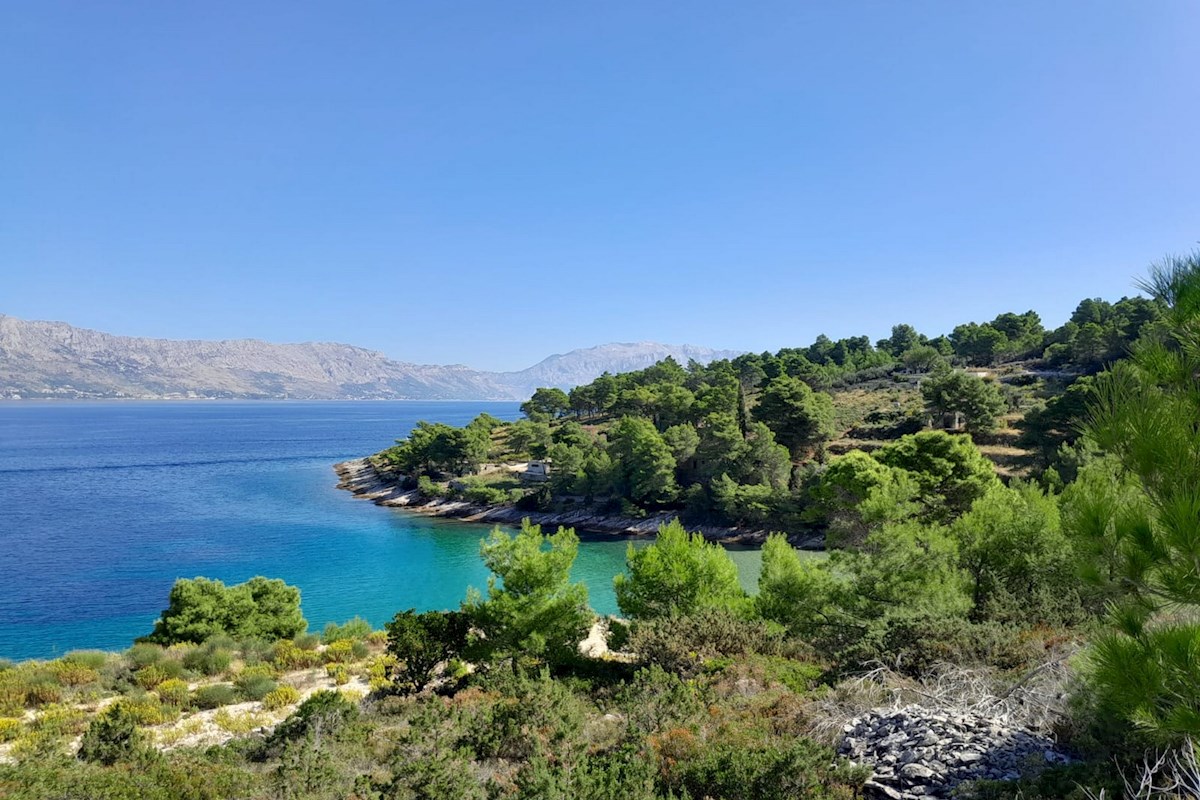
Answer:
0;314;738;401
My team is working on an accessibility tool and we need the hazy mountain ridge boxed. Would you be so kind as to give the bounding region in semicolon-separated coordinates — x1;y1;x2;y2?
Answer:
0;315;738;401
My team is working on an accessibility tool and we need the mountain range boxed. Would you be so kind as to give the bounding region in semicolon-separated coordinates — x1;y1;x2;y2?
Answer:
0;314;742;401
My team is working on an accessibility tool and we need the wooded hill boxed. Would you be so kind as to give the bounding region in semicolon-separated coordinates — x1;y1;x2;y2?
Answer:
371;291;1163;539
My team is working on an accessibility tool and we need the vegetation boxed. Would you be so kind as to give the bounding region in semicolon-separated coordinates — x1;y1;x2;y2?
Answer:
143;576;306;645
5;252;1198;798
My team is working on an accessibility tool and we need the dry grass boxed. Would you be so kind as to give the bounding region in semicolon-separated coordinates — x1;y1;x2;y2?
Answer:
803;658;1076;746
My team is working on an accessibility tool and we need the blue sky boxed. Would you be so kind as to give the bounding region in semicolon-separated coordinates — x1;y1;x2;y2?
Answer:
3;2;1198;371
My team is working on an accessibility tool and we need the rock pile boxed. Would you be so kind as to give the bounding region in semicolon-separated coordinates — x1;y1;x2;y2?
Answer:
840;705;1070;799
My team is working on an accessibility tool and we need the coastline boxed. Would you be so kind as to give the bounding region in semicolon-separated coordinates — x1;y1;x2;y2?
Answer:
333;458;820;547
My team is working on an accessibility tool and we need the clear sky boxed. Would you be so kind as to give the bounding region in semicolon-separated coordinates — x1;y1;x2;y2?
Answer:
3;2;1198;371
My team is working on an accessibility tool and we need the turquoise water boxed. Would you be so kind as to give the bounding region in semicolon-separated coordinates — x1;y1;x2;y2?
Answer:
0;402;762;661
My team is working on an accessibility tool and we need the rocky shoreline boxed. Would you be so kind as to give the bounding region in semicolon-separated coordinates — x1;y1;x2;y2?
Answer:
333;458;811;545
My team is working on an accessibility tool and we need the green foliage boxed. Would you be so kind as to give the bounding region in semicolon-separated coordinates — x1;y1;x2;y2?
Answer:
192;683;239;710
521;386;570;420
267;689;359;750
78;703;144;765
630;607;783;676
606;416;679;505
464;520;594;670
614;519;746;619
144;576;306;646
920;367;1006;434
181;640;233;676
385;418;491;477
1075;251;1200;741
874;430;999;522
320;617;372;644
234;666;278;701
661;735;865;800
754;374;837;459
950;482;1079;625
807;451;921;547
384;609;470;693
505;419;553;458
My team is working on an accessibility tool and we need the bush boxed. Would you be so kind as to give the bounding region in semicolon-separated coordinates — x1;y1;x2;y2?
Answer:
236;675;277;702
614;519;747;619
134;664;168;690
321;617;372;644
323;640;354;664
22;674;63;707
630;607;783;677
119;696;177;726
192;683;239;710
143;576;307;646
155;678;190;707
181;642;232;677
48;660;99;687
126;643;164;669
261;685;300;710
416;475;445;499
293;633;320;651
661;734;867;800
271;640;321;670
78;703;144;765
267;690;358;748
325;664;349;685
62;650;109;671
0;717;21;742
385;609;471;694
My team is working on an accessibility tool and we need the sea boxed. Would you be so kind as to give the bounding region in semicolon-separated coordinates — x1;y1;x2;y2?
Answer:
0;401;763;661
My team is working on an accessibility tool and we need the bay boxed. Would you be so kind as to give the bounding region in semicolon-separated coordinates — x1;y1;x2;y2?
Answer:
0;401;763;661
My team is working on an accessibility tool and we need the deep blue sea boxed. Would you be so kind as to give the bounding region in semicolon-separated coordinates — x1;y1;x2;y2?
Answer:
0;402;762;661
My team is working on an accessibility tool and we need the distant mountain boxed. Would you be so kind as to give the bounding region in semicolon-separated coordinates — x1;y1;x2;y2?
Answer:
494;342;745;399
0;315;740;401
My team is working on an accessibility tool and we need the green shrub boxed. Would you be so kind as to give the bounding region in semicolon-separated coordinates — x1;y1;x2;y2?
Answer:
181;642;232;676
142;576;307;646
22;674;63;708
237;638;275;666
325;664;349;685
155;678;190;707
321;617;372;644
62;651;109;671
116;695;176;726
323;640;354;664
630;607;783;677
417;475;445;499
78;703;144;765
261;685;300;711
266;690;358;748
293;633;320;651
192;683;239;710
48;660;99;687
385;609;471;694
236;675;277;702
463;484;509;505
271;641;318;671
661;735;867;800
126;643;164;669
134;664;168;690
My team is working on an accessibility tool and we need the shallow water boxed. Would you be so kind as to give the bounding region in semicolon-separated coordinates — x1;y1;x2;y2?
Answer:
0;402;764;660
